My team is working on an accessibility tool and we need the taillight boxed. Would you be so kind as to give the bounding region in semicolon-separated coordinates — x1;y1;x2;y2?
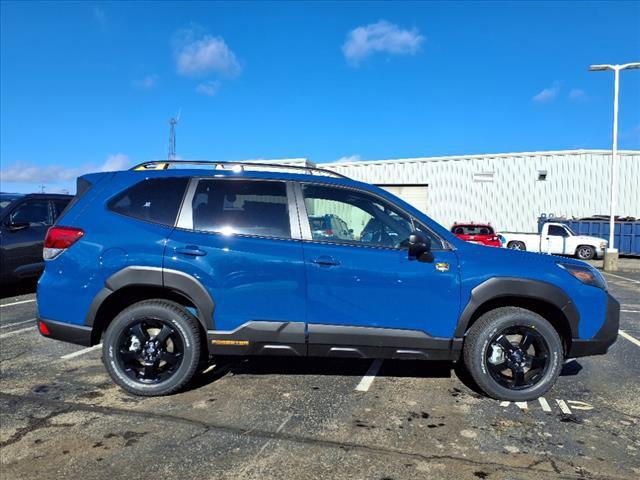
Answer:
325;229;333;235
43;226;84;260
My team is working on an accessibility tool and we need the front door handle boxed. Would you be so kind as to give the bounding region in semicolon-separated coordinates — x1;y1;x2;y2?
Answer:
311;255;340;266
175;245;207;257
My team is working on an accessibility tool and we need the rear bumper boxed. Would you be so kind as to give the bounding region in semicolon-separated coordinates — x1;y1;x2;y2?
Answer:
567;293;620;357
37;317;93;347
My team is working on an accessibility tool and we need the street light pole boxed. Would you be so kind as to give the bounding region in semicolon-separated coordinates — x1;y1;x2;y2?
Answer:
588;62;640;271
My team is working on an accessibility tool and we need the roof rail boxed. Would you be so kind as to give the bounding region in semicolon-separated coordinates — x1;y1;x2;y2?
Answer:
130;160;349;179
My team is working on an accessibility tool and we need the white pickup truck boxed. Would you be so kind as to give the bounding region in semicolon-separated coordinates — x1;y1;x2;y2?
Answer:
500;222;607;260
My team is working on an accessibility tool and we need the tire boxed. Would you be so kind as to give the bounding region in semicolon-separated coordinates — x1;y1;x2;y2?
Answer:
103;300;202;396
507;241;526;251
463;307;563;401
576;245;595;260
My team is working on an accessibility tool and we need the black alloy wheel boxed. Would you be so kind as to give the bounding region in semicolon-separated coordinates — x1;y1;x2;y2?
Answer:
115;318;185;384
485;326;549;390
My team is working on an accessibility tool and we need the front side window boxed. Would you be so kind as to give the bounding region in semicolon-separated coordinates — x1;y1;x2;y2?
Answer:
548;225;568;237
9;200;51;226
191;179;291;238
302;184;441;249
109;177;188;226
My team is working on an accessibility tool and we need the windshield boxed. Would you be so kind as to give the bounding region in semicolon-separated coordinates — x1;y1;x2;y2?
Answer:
564;225;575;235
452;224;495;235
0;194;23;212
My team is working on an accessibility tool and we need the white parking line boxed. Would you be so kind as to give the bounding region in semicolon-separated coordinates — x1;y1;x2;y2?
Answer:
619;330;640;348
0;326;35;339
621;309;640;313
556;399;572;415
355;359;383;392
0;318;35;329
0;299;36;308
538;397;552;412
60;344;102;360
602;271;640;284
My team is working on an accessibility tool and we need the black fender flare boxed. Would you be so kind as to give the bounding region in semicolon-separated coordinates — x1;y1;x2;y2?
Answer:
454;277;579;338
85;266;215;331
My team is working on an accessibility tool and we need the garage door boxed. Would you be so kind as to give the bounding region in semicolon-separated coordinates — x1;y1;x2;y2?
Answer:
379;186;429;214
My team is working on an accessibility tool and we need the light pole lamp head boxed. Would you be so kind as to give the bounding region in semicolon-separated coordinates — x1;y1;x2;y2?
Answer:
588;64;614;71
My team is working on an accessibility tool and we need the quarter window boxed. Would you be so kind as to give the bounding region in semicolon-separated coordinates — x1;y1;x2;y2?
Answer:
108;177;188;226
302;184;441;249
191;180;291;238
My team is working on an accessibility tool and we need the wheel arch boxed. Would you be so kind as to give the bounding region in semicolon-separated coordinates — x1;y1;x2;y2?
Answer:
86;266;215;344
456;277;578;353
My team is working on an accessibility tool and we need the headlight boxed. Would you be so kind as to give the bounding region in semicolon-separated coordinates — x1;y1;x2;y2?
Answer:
557;263;607;290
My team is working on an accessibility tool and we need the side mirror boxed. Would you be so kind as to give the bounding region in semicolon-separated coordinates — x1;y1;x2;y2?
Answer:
5;221;29;231
408;232;433;262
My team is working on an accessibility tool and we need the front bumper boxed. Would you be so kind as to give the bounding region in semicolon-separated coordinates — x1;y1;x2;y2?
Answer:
37;317;93;347
567;293;620;357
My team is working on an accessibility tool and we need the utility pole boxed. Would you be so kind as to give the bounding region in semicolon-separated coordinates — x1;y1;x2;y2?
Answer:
168;117;177;160
167;110;181;161
588;62;640;271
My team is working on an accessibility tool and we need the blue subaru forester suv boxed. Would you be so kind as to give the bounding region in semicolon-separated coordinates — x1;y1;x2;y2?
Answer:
37;161;620;400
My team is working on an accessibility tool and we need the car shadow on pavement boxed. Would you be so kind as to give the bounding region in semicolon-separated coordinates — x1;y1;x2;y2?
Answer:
1;279;37;299
189;356;462;393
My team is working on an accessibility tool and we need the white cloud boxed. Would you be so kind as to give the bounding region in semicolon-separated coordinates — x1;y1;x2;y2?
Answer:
173;27;241;77
331;155;362;163
0;154;131;184
342;21;424;66
92;7;107;26
99;154;131;172
569;88;587;101
532;81;561;103
132;74;159;90
196;80;221;96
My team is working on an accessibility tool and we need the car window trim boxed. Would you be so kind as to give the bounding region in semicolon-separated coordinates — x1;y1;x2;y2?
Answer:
294;180;448;251
175;177;301;241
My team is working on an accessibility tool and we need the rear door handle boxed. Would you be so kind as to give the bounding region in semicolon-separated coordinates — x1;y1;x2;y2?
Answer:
175;245;207;257
311;255;340;266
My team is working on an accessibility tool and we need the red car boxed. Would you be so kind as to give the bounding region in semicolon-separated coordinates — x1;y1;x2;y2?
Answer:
451;223;502;247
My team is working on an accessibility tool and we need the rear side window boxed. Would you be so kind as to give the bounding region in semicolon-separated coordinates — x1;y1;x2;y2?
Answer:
108;177;188;226
190;179;291;238
9;200;52;226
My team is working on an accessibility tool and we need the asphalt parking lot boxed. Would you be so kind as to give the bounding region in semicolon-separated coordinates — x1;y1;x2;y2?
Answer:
1;271;639;480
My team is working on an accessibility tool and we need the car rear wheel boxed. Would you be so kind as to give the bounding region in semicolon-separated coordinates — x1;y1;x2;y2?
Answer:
576;245;596;260
507;241;526;251
103;300;202;396
463;307;563;401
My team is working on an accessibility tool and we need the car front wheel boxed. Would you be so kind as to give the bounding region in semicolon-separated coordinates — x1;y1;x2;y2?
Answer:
103;300;202;396
463;307;563;401
576;245;596;260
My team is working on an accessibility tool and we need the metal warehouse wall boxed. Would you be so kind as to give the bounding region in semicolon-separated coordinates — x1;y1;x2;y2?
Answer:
323;150;640;232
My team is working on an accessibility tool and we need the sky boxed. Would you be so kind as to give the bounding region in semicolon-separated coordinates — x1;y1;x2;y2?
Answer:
1;1;639;193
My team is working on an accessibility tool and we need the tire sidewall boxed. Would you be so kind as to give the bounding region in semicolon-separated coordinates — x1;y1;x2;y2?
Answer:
103;303;199;395
469;311;563;401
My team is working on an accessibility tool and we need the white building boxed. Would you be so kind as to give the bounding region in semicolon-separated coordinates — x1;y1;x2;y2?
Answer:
305;149;639;232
